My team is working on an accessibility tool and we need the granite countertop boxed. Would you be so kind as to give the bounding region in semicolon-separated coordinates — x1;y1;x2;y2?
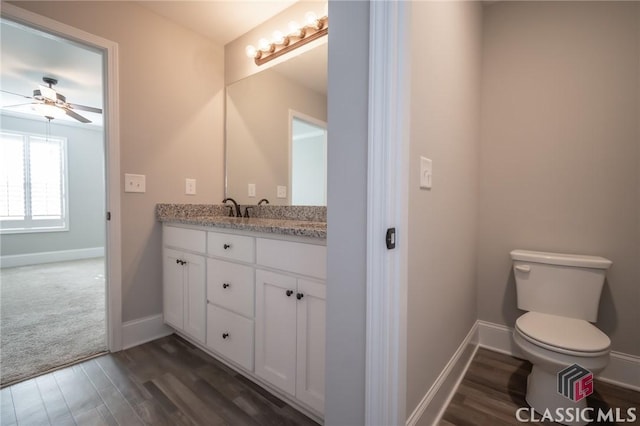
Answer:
156;204;326;239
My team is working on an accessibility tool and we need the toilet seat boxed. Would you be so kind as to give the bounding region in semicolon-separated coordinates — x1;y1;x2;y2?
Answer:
515;312;610;357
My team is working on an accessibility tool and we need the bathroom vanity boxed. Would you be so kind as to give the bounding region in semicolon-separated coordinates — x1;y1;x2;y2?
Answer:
158;205;326;421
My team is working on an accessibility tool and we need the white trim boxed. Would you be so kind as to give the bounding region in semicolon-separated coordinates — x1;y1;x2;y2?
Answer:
1;4;122;352
0;247;104;268
407;323;479;426
477;320;640;392
121;314;173;350
365;2;411;425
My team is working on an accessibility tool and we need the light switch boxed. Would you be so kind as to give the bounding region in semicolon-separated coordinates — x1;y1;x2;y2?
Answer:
420;157;432;189
185;178;196;195
277;185;287;199
124;173;146;193
248;183;256;197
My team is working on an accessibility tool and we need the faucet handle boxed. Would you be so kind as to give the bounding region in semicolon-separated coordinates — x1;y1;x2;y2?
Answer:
225;205;234;217
244;206;254;218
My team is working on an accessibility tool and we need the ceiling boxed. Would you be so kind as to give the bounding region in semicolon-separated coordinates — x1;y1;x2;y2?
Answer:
138;1;298;46
0;19;104;126
0;1;321;126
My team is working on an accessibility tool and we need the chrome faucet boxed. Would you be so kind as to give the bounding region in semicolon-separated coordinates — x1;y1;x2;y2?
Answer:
222;198;242;217
258;198;270;205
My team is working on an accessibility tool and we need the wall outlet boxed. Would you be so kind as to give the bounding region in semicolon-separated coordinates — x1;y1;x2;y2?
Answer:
248;183;256;197
277;185;287;199
124;173;146;193
185;178;196;195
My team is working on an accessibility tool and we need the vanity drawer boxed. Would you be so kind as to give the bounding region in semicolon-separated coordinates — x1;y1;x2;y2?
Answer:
207;232;254;263
163;226;206;253
207;259;254;318
256;238;326;279
206;304;253;371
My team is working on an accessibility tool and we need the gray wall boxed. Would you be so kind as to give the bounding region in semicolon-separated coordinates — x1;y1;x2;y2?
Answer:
226;69;326;205
407;0;483;417
13;1;226;322
0;114;105;256
325;1;369;424
478;1;640;356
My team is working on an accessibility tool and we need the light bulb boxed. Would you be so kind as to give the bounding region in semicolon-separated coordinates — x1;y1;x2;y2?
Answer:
245;45;257;58
305;11;318;27
258;38;271;51
288;21;302;37
272;30;285;45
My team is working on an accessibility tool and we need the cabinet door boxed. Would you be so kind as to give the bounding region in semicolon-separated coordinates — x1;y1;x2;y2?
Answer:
296;279;326;413
183;253;206;343
255;270;297;395
163;248;184;330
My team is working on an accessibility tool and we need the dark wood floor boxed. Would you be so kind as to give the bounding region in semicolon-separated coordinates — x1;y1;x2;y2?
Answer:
0;334;319;426
440;348;640;426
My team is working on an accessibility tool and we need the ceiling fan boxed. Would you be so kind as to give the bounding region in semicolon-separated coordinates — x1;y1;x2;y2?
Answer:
1;76;102;123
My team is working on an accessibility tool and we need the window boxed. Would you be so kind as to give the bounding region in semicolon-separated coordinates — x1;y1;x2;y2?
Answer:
0;131;68;233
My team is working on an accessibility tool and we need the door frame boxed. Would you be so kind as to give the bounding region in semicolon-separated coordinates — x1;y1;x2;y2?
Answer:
365;1;411;425
1;4;123;351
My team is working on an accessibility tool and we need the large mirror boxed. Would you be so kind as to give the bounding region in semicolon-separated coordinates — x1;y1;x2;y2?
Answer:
225;43;327;206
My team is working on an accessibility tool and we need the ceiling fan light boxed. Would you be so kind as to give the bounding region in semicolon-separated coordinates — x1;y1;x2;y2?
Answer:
32;103;65;119
39;85;57;102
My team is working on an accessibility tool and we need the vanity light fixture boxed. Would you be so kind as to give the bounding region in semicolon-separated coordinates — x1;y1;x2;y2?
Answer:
245;11;328;66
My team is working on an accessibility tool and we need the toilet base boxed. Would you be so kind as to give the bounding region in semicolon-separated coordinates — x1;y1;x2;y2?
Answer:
526;365;590;426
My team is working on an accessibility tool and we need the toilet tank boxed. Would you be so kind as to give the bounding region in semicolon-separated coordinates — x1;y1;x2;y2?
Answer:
510;250;612;322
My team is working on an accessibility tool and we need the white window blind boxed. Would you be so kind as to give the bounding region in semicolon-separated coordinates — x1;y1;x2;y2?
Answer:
0;131;68;233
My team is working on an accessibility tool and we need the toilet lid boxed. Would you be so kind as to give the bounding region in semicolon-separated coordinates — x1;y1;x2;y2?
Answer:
515;312;610;353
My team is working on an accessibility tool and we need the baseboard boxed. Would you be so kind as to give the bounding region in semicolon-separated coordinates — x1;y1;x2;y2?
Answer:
0;247;104;268
477;320;640;392
406;322;479;426
121;314;173;350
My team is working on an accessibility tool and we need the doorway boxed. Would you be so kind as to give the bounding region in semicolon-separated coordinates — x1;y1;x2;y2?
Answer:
0;5;122;385
289;111;327;206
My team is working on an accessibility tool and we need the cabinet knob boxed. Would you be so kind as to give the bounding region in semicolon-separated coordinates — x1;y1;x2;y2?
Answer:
223;243;231;250
296;293;304;300
222;333;229;339
223;283;230;289
286;290;294;297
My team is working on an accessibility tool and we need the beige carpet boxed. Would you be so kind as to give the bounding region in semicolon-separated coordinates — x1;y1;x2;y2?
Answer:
0;258;106;386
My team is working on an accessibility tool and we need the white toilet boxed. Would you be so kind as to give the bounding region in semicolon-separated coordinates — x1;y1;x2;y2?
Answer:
510;249;612;426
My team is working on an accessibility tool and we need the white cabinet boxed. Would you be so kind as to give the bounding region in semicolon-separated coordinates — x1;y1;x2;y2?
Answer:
162;227;206;344
295;279;326;412
255;270;297;395
255;270;326;414
162;224;326;417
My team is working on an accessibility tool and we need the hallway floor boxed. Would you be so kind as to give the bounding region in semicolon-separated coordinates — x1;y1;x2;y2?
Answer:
440;348;640;425
0;334;318;426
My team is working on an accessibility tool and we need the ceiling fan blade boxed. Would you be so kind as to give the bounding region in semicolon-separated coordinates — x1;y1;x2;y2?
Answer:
1;89;33;99
1;102;33;109
63;107;91;123
68;103;102;114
